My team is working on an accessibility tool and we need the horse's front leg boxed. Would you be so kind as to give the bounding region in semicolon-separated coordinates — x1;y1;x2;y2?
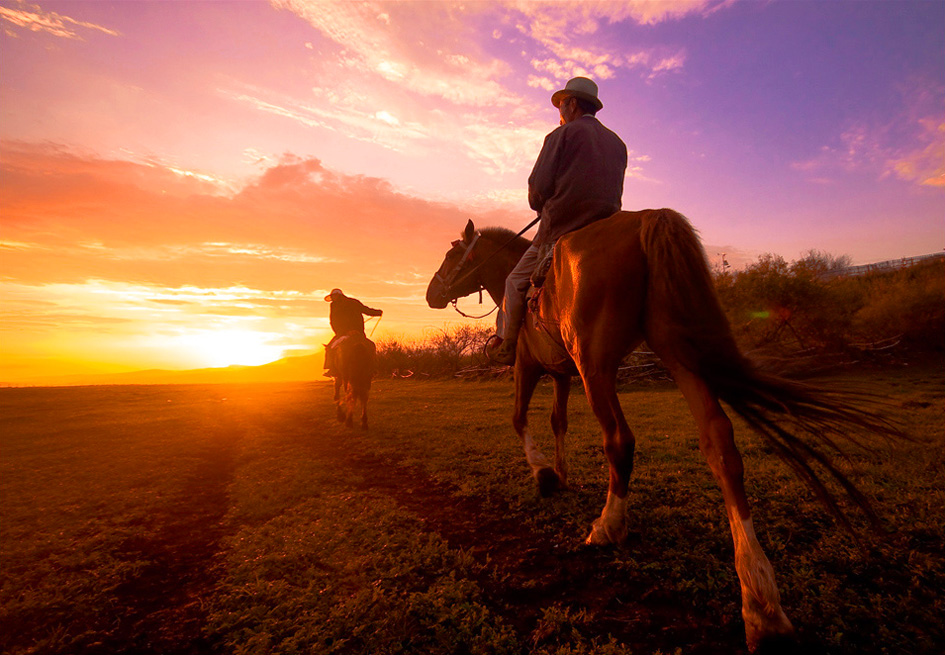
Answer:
582;369;635;545
550;374;571;489
514;362;560;496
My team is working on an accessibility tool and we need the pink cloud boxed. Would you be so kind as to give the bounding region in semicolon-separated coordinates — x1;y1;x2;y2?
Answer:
0;142;514;293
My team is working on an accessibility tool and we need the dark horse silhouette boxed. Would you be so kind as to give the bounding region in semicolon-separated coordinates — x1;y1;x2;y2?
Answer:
331;333;376;430
426;209;900;652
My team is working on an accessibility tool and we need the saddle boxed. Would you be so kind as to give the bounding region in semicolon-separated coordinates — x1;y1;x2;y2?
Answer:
526;240;556;315
529;241;556;289
527;285;543;315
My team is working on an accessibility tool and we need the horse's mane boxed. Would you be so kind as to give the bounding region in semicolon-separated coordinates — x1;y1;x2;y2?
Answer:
478;226;532;249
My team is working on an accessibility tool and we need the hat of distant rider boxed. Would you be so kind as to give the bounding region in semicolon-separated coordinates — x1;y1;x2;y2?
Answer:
551;76;603;112
324;288;344;302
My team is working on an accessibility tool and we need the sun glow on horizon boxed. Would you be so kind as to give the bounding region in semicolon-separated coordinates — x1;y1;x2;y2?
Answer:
171;329;287;368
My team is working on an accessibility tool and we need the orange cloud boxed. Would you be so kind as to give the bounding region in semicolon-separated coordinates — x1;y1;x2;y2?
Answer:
0;0;119;39
0;142;518;380
887;117;945;188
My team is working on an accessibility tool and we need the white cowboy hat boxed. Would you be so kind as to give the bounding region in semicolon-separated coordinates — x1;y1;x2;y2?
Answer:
551;76;603;112
324;288;344;302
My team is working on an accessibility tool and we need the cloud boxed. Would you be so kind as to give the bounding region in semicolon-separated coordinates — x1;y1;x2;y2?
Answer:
511;0;732;27
223;84;433;155
270;0;518;108
2;142;479;280
0;142;493;327
0;277;328;373
791;122;885;177
793;115;945;189
224;81;549;178
791;76;945;190
511;1;706;81
236;2;677;188
0;0;119;39
886;117;945;188
2;142;499;375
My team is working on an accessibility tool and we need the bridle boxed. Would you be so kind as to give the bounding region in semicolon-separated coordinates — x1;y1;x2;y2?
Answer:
433;231;481;297
433;215;541;319
431;231;497;319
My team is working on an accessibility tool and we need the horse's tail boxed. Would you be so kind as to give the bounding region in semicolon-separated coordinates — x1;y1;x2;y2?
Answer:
639;208;902;532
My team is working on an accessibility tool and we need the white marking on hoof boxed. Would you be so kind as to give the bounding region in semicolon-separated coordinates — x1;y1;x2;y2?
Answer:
585;491;628;545
731;517;794;650
524;429;552;475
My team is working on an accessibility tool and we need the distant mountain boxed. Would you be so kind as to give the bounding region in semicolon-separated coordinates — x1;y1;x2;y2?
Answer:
6;351;327;388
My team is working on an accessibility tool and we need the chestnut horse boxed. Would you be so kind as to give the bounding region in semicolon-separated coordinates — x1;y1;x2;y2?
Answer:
426;209;898;652
331;334;376;430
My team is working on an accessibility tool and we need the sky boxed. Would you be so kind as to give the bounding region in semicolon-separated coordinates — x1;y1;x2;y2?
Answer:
1;0;943;383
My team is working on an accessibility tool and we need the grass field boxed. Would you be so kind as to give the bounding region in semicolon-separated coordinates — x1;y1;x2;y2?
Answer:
1;362;943;655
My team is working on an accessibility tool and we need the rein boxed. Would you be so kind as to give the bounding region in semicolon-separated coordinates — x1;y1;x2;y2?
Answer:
367;314;381;337
451;293;498;319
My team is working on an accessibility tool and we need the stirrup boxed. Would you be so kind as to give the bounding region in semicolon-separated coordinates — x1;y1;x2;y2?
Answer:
486;336;516;366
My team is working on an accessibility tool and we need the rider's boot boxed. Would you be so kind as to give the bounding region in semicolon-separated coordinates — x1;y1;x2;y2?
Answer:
487;304;526;366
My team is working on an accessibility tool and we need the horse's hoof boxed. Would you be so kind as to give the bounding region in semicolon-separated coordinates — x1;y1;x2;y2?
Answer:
585;517;626;546
536;467;560;497
750;633;800;655
742;604;805;655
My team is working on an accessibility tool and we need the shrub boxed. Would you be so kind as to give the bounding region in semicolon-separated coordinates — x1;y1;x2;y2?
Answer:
852;259;945;351
715;252;944;357
388;255;943;379
376;324;496;378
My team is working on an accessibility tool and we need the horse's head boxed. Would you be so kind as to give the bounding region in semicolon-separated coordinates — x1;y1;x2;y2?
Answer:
426;219;483;309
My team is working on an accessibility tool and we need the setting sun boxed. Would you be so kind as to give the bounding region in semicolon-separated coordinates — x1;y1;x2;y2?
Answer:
173;329;286;368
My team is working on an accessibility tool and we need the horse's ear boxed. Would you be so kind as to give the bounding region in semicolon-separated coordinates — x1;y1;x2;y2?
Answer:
463;219;475;243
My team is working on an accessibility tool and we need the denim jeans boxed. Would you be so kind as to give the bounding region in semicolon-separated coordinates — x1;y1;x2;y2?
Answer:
497;243;540;339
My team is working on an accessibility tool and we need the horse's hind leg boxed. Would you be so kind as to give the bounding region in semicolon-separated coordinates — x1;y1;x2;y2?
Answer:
514;363;559;496
359;390;369;430
582;371;635;545
344;387;355;428
670;365;794;652
550;374;571;489
335;379;346;422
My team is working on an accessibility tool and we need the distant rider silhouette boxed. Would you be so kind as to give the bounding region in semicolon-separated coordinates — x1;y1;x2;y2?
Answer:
323;289;382;376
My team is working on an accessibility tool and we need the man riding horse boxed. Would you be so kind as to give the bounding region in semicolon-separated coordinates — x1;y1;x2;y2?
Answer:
487;76;628;365
323;289;382;377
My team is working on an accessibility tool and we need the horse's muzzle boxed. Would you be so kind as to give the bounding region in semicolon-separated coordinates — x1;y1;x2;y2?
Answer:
425;280;451;309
